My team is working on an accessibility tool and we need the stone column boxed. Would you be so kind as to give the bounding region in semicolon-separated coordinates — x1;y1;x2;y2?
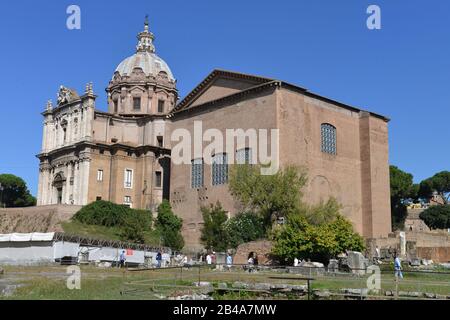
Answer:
65;164;72;204
73;162;80;205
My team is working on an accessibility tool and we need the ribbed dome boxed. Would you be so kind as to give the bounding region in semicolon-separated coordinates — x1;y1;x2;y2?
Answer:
115;51;175;81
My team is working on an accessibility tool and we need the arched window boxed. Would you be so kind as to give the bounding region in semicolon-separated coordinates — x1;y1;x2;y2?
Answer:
212;153;228;186
321;123;337;155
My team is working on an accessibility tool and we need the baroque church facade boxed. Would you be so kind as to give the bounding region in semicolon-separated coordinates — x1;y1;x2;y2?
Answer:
37;20;391;249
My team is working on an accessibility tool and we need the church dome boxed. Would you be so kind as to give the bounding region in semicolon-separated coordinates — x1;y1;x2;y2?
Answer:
113;17;175;81
115;51;174;81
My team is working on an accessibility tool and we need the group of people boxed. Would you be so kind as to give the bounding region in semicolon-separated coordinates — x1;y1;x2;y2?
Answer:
118;250;163;268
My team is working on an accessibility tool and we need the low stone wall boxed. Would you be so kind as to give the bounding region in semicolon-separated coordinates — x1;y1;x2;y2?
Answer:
368;230;450;262
416;247;450;262
0;205;81;234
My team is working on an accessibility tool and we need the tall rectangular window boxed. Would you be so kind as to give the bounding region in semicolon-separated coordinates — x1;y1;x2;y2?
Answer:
158;100;165;113
113;100;118;113
155;171;162;188
157;136;164;147
97;169;103;182
191;158;204;188
212;153;228;186
133;97;141;110
236;148;252;165
124;169;133;188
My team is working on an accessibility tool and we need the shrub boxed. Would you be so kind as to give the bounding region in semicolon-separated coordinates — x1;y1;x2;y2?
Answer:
271;214;365;264
200;202;229;251
73;201;152;244
155;200;184;250
73;200;130;227
224;212;266;248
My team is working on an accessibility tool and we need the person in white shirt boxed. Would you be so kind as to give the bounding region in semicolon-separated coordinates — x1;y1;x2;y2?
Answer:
294;258;299;267
206;254;212;265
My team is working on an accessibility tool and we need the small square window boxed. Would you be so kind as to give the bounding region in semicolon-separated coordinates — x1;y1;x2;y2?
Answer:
133;97;141;110
124;196;132;208
96;196;102;201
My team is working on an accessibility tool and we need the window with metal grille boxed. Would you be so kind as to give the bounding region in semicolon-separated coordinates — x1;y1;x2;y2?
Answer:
236;148;252;165
191;158;204;188
212;153;228;186
321;123;337;155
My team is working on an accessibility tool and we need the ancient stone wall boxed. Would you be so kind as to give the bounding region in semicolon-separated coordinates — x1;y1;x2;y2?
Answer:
0;205;80;234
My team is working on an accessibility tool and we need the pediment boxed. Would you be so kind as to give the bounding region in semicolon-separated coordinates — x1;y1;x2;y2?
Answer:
174;69;274;112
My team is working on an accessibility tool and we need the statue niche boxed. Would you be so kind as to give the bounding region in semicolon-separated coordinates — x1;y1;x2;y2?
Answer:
52;172;66;204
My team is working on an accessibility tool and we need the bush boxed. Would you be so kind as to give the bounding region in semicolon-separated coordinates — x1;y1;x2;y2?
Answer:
271;214;365;264
155;200;184;250
420;205;450;230
73;201;152;244
300;198;341;225
200;202;229;252
224;212;266;248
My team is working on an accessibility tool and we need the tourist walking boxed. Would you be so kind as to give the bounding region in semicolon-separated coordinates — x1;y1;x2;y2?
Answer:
156;251;162;268
394;254;403;279
226;253;233;270
119;250;126;268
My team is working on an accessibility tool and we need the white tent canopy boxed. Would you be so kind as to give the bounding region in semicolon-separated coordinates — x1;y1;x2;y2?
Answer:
0;232;55;242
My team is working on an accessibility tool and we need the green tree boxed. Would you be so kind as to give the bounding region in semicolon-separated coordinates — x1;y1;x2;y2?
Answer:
155;200;184;250
419;171;450;204
419;205;450;230
389;166;418;230
0;174;36;208
224;212;266;248
229;165;307;226
200;202;229;251
271;214;364;264
120;210;150;243
299;198;341;225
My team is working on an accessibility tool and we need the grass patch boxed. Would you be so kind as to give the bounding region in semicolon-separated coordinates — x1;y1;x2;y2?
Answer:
2;266;450;300
62;220;161;246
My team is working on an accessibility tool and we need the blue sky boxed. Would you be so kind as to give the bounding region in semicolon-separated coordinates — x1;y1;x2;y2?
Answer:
0;0;448;196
